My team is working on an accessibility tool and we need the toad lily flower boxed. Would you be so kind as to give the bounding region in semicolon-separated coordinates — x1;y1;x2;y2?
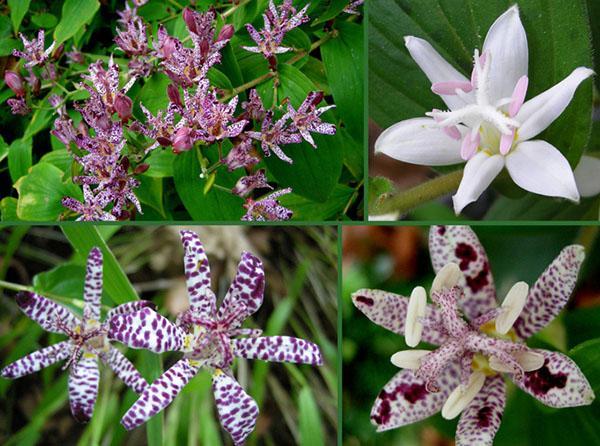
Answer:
108;231;322;445
1;248;153;422
375;6;594;214
352;226;594;445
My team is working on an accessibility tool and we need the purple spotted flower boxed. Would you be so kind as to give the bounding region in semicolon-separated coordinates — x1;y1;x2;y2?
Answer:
344;0;364;15
247;111;302;164
352;225;594;445
224;139;261;171
242;188;293;221
115;13;149;57
0;248;153;423
108;231;322;445
62;185;116;221
286;91;337;147
232;169;272;197
13;29;56;68
7;97;31;115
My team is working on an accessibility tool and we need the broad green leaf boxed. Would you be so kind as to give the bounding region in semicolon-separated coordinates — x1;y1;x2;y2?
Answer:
0;135;8;164
485;194;598;221
279;184;354;220
31;12;58;29
54;0;100;45
136;175;166;218
61;226;139;303
564;307;600;349
173;149;244;220
8;138;32;183
23;104;52;140
301;57;331;95
0;37;19;56
369;0;593;167
33;263;87;301
321;21;364;140
587;0;600;89
0;197;18;221
40;148;72;173
258;64;343;202
570;338;600;395
136;73;170;114
14;163;80;221
8;0;31;33
298;386;325;446
312;0;349;25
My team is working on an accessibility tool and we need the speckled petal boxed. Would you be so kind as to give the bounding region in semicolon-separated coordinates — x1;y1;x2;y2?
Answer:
103;347;147;394
212;369;259;446
180;230;215;319
232;336;322;365
15;291;79;333
513;245;584;339
83;247;103;322
1;341;72;378
511;350;594;408
106;300;156;320
370;363;460;431
108;308;185;353
456;374;506;446
429;226;497;321
69;355;100;423
121;358;199;430
351;289;447;345
217;252;265;328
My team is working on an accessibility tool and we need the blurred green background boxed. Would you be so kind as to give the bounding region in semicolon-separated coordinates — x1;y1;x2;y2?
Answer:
342;225;600;446
0;225;337;445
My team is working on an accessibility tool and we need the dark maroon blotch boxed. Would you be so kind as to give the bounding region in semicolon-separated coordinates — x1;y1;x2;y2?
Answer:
455;242;478;270
355;295;374;306
524;360;567;396
477;406;493;427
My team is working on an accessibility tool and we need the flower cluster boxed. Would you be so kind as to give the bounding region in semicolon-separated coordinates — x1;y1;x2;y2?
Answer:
375;6;593;214
352;226;594;444
2;232;323;445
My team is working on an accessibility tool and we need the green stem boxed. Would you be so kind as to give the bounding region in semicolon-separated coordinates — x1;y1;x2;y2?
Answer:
344;179;364;215
371;169;464;216
212;183;232;193
222;0;252;18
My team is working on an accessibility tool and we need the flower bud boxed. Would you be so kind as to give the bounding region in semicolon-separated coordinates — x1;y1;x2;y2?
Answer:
134;163;150;174
172;127;193;153
114;93;133;121
30;76;41;96
52;43;65;61
217;24;234;42
167;84;182;108
162;36;177;58
5;71;25;97
183;8;198;34
157;136;172;147
311;91;324;106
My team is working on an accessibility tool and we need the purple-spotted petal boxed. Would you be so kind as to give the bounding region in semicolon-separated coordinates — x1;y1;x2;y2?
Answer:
511;350;594;408
513;245;584;339
103;347;147;394
217;252;265;328
15;291;80;334
121;358;199;430
180;230;215;319
83;247;103;322
212;369;259;446
106;300;156;320
1;341;72;378
69;355;100;423
108;308;185;353
351;289;447;346
429;226;498;321
456;374;506;446
370;364;460;431
232;336;322;365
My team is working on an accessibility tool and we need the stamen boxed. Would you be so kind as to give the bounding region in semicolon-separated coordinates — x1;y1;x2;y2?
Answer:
508;75;529;117
460;128;480;160
431;263;462;294
499;129;515;155
432;109;461;140
441;371;486;419
405;286;426;347
431;81;473;96
390;349;430;369
495;281;529;334
514;350;544;372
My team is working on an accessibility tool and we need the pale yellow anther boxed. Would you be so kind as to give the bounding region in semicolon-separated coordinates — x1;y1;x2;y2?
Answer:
183;334;195;352
431;262;463;294
495;281;529;334
390;349;430;369
442;371;486;420
489;350;544;374
405;286;426;347
188;359;202;367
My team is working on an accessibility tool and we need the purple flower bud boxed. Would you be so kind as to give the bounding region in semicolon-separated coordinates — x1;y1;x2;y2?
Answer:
311;91;324;106
52;43;65;61
114;93;133;121
134;163;150;174
217;24;234;42
77;121;89;137
5;71;25;97
163;36;177;58
30;76;41;96
157;136;172;147
183;8;198;34
172;127;193;153
167;84;182;108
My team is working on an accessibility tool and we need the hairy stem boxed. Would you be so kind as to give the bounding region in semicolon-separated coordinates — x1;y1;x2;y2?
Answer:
371;169;464;216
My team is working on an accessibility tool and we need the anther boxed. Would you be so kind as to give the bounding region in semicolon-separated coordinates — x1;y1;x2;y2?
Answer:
441;371;486;419
431;263;463;294
495;281;529;334
390;349;430;369
405;286;427;347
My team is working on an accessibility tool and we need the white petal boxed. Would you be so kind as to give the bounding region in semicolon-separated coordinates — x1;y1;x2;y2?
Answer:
506;140;580;202
574;155;600;198
482;5;528;103
516;67;594;141
452;152;504;214
375;117;464;166
404;36;471;110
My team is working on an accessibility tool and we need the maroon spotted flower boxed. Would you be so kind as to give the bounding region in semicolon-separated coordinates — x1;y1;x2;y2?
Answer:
0;248;153;423
352;225;594;445
242;187;293;221
286;91;337;147
108;231;322;445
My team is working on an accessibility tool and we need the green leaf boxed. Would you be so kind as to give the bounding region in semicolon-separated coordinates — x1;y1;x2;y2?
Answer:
8;0;31;34
40;149;72;173
136;73;170;114
0;37;19;56
138;351;163;446
33;263;87;301
54;0;100;45
23;104;52;140
31;12;58;29
564;307;600;349
0;135;9;164
14;163;80;221
369;0;593;166
279;184;354;220
136;175;166;218
0;197;18;221
143;148;175;178
8;138;32;183
298;386;325;446
312;0;349;25
61;226;139;303
321;21;364;140
173;149;244;220
570;338;600;395
258;64;343;202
